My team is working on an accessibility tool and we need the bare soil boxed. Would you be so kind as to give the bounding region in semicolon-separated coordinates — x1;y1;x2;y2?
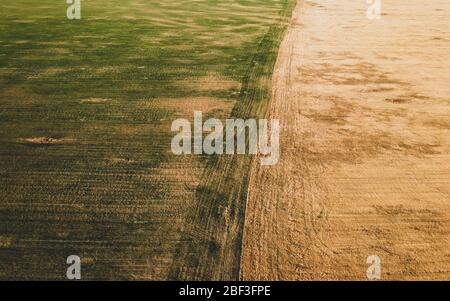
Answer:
241;0;450;280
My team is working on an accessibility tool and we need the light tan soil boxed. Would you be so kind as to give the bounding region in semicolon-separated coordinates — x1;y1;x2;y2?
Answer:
241;0;450;280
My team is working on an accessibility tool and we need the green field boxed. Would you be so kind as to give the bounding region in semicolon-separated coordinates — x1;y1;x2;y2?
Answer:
0;0;296;280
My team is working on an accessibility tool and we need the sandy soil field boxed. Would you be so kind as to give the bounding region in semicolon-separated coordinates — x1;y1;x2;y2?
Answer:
241;0;450;280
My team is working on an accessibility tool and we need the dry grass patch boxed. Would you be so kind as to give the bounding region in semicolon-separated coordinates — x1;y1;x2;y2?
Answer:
140;97;235;117
184;74;240;92
80;98;111;104
0;236;14;248
19;137;68;145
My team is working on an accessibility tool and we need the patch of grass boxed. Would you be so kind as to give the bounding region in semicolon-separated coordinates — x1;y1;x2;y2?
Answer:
0;0;296;280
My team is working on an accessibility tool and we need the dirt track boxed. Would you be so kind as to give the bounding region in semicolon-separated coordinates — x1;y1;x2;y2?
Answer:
240;0;450;280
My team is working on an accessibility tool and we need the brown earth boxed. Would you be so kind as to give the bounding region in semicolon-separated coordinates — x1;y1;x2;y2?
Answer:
240;0;450;280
